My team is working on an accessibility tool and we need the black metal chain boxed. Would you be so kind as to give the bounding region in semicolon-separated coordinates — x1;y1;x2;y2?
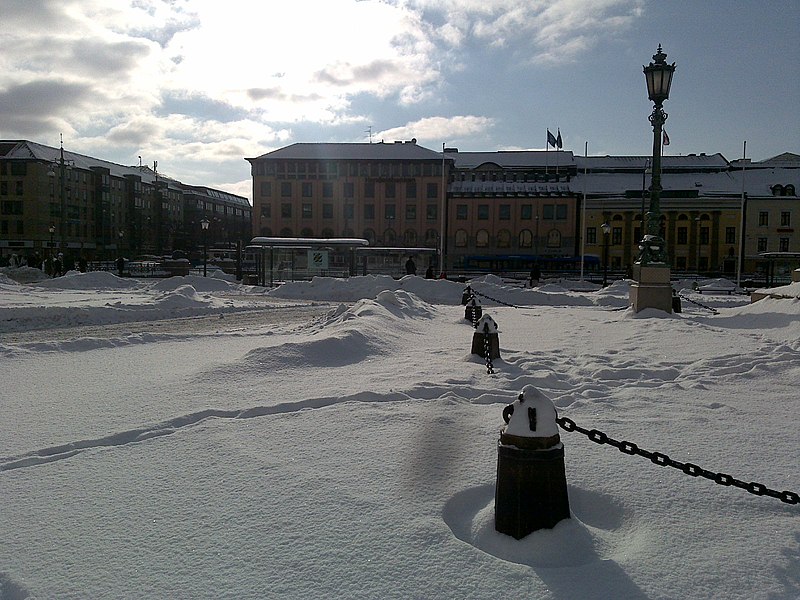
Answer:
678;292;719;315
471;301;479;329
556;416;799;505
471;289;520;309
484;329;495;374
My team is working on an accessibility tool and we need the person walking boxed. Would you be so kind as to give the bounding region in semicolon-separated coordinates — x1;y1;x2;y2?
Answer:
405;257;416;276
116;256;125;276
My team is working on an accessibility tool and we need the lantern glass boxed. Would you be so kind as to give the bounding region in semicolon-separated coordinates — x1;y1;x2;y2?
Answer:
643;46;675;103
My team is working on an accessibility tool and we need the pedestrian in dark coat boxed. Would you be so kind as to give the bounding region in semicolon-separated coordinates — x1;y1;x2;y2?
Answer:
405;257;416;275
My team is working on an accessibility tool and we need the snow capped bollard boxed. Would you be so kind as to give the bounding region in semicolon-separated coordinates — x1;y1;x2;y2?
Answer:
464;296;482;324
495;386;570;539
471;314;500;360
461;285;473;305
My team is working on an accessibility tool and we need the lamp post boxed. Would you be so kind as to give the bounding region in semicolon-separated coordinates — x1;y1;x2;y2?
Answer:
48;225;55;256
601;222;611;287
47;135;73;253
631;45;676;313
201;218;209;277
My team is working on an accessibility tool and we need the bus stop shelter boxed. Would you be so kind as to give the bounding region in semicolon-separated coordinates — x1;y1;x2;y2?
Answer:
247;237;369;286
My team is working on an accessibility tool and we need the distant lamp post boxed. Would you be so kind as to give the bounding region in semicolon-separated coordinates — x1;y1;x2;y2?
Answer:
48;225;55;255
201;218;210;277
118;229;124;254
631;45;676;313
695;216;702;275
46;135;73;252
601;222;611;287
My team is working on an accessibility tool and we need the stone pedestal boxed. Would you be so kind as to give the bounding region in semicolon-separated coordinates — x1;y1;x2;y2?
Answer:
630;264;673;313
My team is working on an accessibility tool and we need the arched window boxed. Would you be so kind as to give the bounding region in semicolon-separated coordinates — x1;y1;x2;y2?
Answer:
424;229;438;247
383;228;396;245
300;228;314;237
342;227;354;237
497;229;511;248
771;185;784;196
404;229;418;246
546;229;561;248
677;214;688;221
363;228;376;244
280;227;293;237
476;229;489;248
786;185;796;196
455;229;468;248
518;229;533;248
321;228;334;238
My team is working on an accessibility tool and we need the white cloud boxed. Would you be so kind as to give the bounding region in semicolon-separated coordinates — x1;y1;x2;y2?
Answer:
377;115;495;144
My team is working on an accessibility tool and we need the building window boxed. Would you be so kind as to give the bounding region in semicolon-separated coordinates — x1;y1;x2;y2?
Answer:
779;237;789;252
455;229;468;247
521;204;532;220
676;256;687;270
700;227;709;245
260;204;271;218
556;205;567;220
385;182;396;198
364;204;375;220
384;229;396;245
725;227;736;244
15;181;23;195
281;203;291;218
404;229;417;245
260;182;272;197
364;181;374;198
302;182;312;197
301;203;312;218
426;204;437;220
758;211;768;226
426;182;438;199
405;181;416;199
343;182;354;199
280;182;292;197
781;211;790;227
547;229;561;248
0;181;6;195
456;204;468;220
519;229;533;248
363;228;376;244
343;204;354;219
323;204;333;219
385;204;396;220
757;237;767;252
499;204;511;220
477;205;489;220
497;229;511;248
476;229;489;247
323;182;334;198
677;227;688;244
586;227;597;244
612;227;622;245
542;204;554;220
406;204;416;220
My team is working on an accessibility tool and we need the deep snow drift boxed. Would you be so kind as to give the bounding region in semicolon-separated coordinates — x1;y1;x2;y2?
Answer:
0;269;798;599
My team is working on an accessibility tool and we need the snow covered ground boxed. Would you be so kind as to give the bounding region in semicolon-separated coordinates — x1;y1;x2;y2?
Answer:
1;269;798;599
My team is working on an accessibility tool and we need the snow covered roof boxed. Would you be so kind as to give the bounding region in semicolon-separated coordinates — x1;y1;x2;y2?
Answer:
575;153;729;171
448;150;575;169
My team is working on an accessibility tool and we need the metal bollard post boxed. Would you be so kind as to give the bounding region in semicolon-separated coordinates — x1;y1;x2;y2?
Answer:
471;314;500;360
464;296;482;324
495;386;570;539
461;285;473;305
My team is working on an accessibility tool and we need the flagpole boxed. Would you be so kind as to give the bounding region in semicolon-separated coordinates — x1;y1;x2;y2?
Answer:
545;129;549;175
737;140;746;288
580;141;587;281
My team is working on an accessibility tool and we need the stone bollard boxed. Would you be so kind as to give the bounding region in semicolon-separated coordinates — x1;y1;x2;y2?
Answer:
495;386;570;539
461;285;473;305
464;296;482;323
471;314;500;360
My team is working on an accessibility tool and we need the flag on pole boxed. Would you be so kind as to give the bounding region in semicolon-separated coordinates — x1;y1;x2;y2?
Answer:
547;129;557;148
556;128;563;149
663;130;670;146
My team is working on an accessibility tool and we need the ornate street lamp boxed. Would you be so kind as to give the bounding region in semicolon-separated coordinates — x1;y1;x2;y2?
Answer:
201;218;210;277
631;45;676;313
48;225;55;256
639;44;675;264
601;222;611;287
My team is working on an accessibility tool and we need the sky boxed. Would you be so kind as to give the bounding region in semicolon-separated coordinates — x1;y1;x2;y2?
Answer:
1;0;798;202
0;266;798;598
